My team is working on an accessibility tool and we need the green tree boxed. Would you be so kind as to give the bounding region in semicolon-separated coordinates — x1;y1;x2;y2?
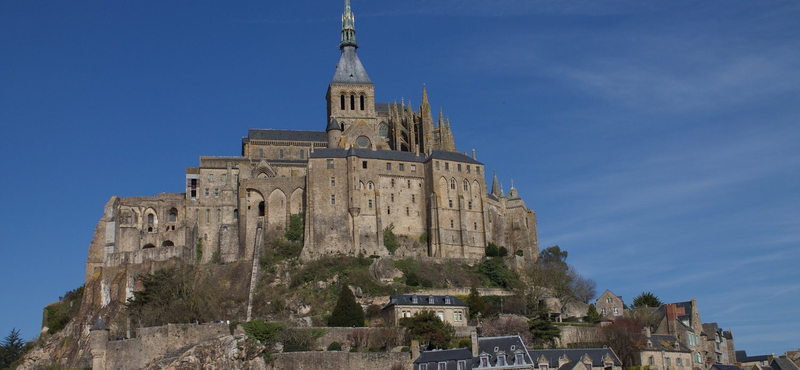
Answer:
485;243;499;257
328;285;365;327
0;328;25;369
477;258;517;288
498;246;509;257
631;292;662;309
529;316;560;347
285;213;304;242
401;310;455;350
383;224;400;254
466;286;486;320
127;266;221;327
540;245;568;268
585;304;601;323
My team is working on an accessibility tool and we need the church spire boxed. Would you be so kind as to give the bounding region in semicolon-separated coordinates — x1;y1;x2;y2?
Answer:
340;0;357;49
491;171;502;197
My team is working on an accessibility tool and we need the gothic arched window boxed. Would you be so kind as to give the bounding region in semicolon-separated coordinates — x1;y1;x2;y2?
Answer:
340;94;345;110
360;95;365;110
350;94;355;110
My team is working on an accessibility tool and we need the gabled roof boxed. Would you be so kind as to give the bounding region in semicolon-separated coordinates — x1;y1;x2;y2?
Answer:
529;348;623;368
331;47;372;84
384;294;467;309
246;129;327;143
771;358;800;370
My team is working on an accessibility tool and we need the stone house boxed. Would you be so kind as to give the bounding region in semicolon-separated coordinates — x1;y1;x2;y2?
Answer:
529;348;623;370
702;323;735;364
639;328;694;370
595;290;624;319
383;294;469;327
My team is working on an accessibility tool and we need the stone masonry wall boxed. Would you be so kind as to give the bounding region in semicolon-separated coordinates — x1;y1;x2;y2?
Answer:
104;323;229;370
271;351;410;370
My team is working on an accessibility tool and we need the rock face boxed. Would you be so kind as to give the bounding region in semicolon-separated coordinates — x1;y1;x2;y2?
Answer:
144;334;266;370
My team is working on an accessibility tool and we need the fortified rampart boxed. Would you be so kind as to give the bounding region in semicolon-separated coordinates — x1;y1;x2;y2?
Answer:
270;351;410;370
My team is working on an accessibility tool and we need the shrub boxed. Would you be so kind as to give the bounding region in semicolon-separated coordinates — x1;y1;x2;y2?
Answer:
44;286;84;335
477;258;517;288
366;304;383;319
241;320;284;345
405;272;420;287
498;246;508;257
285;213;304;242
485;243;499;257
457;338;471;348
383;224;400;254
327;341;342;351
419;231;428;244
282;328;325;352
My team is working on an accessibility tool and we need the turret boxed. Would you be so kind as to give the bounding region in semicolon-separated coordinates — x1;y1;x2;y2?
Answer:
327;118;342;148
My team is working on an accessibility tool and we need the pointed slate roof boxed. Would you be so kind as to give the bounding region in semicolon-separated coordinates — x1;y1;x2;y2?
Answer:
332;46;372;84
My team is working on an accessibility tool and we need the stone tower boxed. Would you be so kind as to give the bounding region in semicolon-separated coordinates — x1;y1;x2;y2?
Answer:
325;0;382;150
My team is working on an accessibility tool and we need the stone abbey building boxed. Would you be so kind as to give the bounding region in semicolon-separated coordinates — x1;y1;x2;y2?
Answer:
85;0;539;289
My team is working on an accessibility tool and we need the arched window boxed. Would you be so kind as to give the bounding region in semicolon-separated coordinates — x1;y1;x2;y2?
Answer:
368;182;374;190
143;243;156;249
378;122;388;138
279;149;284;159
258;201;265;216
206;209;210;224
299;149;304;159
147;214;154;224
169;208;177;222
162;240;174;247
450;179;456;190
350;94;355;110
233;209;239;220
216;209;221;222
360;95;365;110
340;94;345;110
464;180;469;191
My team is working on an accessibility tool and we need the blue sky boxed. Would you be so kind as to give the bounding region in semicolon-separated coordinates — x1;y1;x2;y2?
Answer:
1;0;798;356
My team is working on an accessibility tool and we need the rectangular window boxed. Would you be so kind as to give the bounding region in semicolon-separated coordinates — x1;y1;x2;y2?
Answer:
466;165;471;173
299;149;304;159
411;165;416;172
327;159;334;169
387;206;391;215
214;188;219;198
330;195;336;205
222;174;227;183
412;195;416;203
497;356;506;366
476;166;481;174
279;149;284;159
449;199;453;208
391;194;394;202
399;163;405;171
190;179;197;198
420;364;427;370
234;174;239;184
457;164;461;172
208;174;214;182
445;162;450;170
407;179;411;188
406;207;409;216
331;177;336;187
386;162;392;170
438;362;446;370
666;358;671;366
649;357;655;365
458;360;467;370
368;199;373;209
362;160;368;169
677;359;683;367
205;188;209;198
435;161;440;170
516;354;525;365
540;365;548;370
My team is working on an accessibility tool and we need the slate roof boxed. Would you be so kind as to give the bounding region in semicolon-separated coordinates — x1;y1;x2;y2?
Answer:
414;348;472;369
644;334;691;353
771;358;800;370
246;129;327;142
529;348;623;368
476;336;534;368
711;364;744;370
332;46;372;84
384;294;467;309
310;148;426;162
427;150;481;165
736;350;770;363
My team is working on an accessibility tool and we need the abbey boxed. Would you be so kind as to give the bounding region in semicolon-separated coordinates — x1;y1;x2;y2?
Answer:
85;0;539;283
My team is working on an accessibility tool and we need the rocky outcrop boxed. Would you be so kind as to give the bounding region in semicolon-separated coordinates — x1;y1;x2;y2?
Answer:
144;333;266;370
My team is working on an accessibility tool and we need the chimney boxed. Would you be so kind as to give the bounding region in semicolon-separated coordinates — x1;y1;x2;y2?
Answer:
472;149;476;160
471;330;479;357
411;340;420;362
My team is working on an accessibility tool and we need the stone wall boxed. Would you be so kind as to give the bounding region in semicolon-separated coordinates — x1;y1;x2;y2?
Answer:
102;323;229;370
271;351;410;370
557;325;602;347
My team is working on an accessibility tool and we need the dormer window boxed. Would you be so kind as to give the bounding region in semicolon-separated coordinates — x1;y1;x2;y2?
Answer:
458;360;467;370
516;353;525;365
480;356;489;367
412;296;418;304
497;355;507;366
445;296;451;304
428;296;434;304
540;365;548;370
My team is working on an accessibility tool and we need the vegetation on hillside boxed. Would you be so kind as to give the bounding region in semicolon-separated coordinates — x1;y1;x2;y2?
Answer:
43;285;84;335
328;285;365;327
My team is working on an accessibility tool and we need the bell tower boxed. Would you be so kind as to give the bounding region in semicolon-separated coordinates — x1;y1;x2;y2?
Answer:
326;0;381;149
